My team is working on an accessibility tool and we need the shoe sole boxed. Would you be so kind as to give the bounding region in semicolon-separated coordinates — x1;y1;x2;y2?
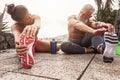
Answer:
103;56;114;63
19;35;35;69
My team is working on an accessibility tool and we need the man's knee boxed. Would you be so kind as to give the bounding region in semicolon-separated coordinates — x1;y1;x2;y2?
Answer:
61;42;71;52
91;36;103;49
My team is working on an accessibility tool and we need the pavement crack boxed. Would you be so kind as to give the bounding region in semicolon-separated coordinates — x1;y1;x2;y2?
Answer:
0;69;60;80
77;54;96;80
0;56;17;61
13;71;60;80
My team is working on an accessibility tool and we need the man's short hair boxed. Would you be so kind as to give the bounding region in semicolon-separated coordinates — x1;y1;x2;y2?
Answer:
81;4;95;13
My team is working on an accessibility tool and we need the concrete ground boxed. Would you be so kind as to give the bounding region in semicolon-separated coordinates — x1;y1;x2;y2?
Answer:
0;49;120;80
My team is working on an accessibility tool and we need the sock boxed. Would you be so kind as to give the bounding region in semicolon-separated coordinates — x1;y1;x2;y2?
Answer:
103;32;118;63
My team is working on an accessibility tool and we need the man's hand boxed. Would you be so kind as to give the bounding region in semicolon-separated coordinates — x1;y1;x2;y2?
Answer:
106;23;115;35
15;41;28;57
96;22;115;35
93;27;106;36
22;25;38;37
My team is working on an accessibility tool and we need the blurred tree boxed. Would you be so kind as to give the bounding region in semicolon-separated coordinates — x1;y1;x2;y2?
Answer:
94;0;117;25
0;4;8;32
114;0;120;40
0;4;15;50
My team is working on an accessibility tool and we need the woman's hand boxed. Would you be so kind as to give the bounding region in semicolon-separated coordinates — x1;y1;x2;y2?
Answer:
15;41;28;57
22;25;38;37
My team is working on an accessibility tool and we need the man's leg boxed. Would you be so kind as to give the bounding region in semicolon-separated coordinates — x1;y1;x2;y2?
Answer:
91;36;103;53
81;33;103;53
61;41;87;54
81;33;94;47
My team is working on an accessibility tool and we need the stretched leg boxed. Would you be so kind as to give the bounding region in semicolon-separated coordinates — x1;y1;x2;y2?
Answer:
34;39;50;52
19;34;35;69
103;32;118;63
34;39;60;52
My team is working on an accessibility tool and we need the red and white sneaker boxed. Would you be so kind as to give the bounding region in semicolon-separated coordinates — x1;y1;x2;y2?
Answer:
19;34;35;69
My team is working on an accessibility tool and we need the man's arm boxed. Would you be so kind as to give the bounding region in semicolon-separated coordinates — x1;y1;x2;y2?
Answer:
68;16;95;34
88;20;106;29
88;20;98;28
88;20;115;34
68;16;107;36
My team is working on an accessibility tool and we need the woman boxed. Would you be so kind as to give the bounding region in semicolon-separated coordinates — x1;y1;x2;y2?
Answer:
7;4;52;68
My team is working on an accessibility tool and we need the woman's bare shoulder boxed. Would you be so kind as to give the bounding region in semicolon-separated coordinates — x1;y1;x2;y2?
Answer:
11;23;21;31
32;14;41;19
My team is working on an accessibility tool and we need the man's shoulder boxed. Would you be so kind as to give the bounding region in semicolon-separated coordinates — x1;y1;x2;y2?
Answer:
68;15;78;20
68;15;77;17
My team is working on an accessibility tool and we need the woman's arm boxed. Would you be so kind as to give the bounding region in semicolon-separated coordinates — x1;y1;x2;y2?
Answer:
32;15;41;30
11;24;28;56
11;24;21;42
22;15;41;37
31;15;41;36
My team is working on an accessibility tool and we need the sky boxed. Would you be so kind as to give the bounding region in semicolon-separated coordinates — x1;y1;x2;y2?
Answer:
0;0;119;38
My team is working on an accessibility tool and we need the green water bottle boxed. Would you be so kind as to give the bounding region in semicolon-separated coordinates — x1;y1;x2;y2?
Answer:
115;42;120;56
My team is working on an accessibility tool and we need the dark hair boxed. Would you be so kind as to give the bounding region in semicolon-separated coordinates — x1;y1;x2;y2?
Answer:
7;4;28;22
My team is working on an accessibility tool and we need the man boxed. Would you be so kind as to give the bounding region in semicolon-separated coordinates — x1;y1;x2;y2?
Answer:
61;4;115;54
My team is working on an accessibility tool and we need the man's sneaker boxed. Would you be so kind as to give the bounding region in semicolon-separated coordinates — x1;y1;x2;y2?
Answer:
19;34;35;69
103;32;118;63
103;56;114;63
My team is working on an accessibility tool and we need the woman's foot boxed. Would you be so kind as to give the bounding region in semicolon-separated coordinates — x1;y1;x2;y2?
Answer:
19;34;35;69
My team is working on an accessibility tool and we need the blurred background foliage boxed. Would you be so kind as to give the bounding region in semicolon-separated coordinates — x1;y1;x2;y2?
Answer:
93;0;117;25
0;4;8;32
